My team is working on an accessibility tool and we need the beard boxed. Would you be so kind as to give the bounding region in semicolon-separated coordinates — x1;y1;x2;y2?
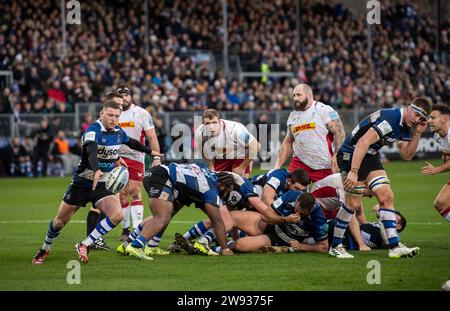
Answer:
294;98;308;111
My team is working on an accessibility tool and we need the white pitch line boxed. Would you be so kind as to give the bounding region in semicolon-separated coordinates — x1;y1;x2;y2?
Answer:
0;220;445;225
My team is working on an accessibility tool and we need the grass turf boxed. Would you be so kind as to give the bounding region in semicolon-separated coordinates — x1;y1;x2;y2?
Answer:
0;160;449;290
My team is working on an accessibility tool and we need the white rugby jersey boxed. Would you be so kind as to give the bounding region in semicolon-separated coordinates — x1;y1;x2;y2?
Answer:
287;101;339;170
434;125;450;162
195;119;255;159
118;104;154;163
308;173;344;212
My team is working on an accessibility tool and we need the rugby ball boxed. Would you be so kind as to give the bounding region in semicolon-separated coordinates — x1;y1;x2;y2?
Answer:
105;166;129;194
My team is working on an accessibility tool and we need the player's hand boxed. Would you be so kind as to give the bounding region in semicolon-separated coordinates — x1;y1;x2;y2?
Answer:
285;213;300;224
359;244;371;251
331;154;339;173
92;170;104;191
150;150;164;157
289;240;304;251
221;248;233;256
421;162;438;176
232;165;246;177
344;171;358;192
115;157;128;167
414;120;427;135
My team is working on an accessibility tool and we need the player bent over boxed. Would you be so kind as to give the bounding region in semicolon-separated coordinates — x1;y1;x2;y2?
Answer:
421;104;450;222
231;190;328;254
329;97;431;259
120;163;235;260
32;100;161;264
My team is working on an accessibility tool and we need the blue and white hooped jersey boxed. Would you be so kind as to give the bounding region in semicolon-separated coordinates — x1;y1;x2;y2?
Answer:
75;120;129;182
166;162;222;207
271;190;329;242
225;173;260;209
341;108;412;155
251;168;289;198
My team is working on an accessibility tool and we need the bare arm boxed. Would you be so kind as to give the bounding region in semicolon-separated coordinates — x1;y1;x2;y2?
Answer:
348;215;370;251
145;128;161;165
274;134;294;169
234;137;260;176
327;118;346;172
262;185;277;206
421;160;450;175
203;203;232;255
397;121;427;161
290;239;328;253
248;197;299;225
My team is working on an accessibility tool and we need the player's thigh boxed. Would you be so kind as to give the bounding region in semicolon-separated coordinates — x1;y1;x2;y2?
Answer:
235;235;271;252
127;179;143;199
231;210;265;236
220;205;234;231
54;201;80;226
149;198;174;222
434;183;450;209
95;195;122;219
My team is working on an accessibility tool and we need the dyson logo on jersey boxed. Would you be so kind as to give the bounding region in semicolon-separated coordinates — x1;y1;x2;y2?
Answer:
97;145;120;159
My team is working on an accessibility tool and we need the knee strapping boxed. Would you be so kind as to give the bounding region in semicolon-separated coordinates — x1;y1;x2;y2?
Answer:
368;175;390;192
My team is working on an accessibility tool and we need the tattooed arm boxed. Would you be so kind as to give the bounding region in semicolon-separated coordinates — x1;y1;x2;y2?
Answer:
326;118;346;173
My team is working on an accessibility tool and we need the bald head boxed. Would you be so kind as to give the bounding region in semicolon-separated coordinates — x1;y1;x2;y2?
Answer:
292;84;314;111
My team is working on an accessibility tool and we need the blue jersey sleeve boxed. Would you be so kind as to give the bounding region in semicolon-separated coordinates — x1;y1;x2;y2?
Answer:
310;204;329;241
371;110;398;140
239;178;259;198
266;169;288;193
271;190;301;216
82;123;101;145
203;189;222;207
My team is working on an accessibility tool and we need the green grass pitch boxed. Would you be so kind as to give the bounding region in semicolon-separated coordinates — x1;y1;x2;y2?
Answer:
0;160;448;291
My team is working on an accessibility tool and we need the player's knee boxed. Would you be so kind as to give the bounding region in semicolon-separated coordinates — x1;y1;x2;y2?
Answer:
129;188;141;201
53;217;66;229
433;196;446;210
377;190;394;207
109;209;124;225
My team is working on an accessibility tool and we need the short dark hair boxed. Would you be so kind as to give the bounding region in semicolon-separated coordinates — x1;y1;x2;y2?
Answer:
393;210;407;233
431;103;450;116
103;100;121;110
104;91;122;101
289;169;310;186
203;109;220;121
411;97;432;115
297;192;316;215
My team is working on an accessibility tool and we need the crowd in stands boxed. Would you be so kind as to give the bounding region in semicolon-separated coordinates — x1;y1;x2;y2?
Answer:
0;0;448;119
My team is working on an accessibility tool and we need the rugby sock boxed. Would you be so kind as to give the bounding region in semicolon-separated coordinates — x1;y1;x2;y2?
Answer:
332;204;354;247
41;221;61;252
131;235;148;249
379;208;400;248
198;229;216;245
121;201;130;230
183;221;209;240
128;224;143;242
82;217;116;247
148;232;162;248
130;199;143;228
213;241;235;254
440;206;450;222
86;210;100;236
